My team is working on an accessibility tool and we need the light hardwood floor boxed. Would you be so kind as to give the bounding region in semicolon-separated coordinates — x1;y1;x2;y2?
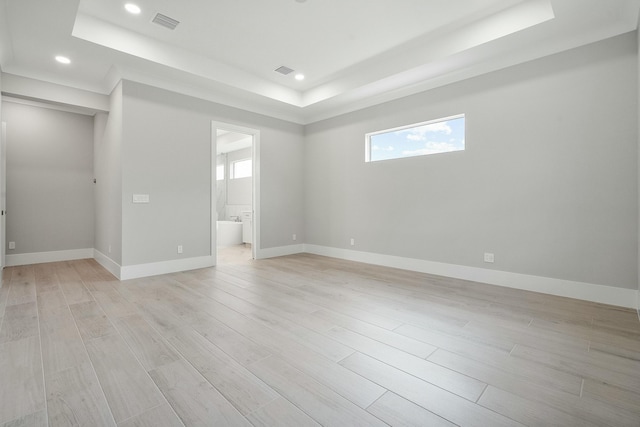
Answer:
0;253;638;426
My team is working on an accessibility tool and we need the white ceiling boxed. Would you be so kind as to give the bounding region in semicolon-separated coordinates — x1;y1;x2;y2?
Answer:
0;0;639;124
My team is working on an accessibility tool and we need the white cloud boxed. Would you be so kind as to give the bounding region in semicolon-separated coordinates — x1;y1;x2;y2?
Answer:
421;122;452;134
401;141;461;156
406;133;424;142
397;121;453;142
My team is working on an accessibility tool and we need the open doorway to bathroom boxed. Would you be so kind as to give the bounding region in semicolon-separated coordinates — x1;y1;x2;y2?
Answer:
212;122;259;266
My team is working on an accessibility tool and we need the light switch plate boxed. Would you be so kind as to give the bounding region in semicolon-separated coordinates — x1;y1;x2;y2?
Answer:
132;194;150;203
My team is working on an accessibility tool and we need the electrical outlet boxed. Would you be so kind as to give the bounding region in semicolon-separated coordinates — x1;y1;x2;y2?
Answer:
484;252;495;263
8;241;15;250
177;245;183;254
350;238;355;246
108;245;112;254
292;234;297;241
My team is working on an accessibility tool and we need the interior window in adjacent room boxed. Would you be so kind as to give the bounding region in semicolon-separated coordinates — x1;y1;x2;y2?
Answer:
231;158;252;179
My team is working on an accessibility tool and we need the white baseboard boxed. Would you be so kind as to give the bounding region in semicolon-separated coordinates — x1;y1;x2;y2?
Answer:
93;250;122;280
5;248;94;267
7;244;635;310
303;244;639;309
256;244;305;260
120;255;215;281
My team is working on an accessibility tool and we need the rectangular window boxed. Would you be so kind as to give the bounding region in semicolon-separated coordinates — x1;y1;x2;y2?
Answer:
365;114;465;162
231;158;252;179
216;164;225;181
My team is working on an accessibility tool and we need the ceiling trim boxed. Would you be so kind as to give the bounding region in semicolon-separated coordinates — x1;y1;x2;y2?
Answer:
1;72;110;113
301;0;555;107
1;94;100;116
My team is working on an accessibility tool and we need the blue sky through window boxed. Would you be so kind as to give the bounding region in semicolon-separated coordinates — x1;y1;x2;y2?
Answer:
368;115;465;162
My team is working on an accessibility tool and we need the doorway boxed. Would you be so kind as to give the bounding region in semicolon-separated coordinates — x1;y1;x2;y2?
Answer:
211;122;259;265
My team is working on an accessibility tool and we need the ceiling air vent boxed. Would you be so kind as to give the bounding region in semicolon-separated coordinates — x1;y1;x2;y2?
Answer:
275;66;294;75
152;13;180;30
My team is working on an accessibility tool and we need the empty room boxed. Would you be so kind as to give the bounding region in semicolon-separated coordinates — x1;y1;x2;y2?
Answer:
0;0;639;426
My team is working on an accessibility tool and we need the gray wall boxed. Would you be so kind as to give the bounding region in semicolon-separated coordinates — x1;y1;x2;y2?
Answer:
3;101;94;254
119;80;304;266
305;32;638;290
94;82;123;264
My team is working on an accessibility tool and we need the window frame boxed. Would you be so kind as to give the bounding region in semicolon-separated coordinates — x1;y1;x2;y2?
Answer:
365;113;465;163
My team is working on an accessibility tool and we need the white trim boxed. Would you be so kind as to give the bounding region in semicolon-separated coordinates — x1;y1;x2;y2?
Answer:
252;130;261;260
93;249;122;280
303;244;639;309
1;74;110;113
1;122;5;271
211;122;217;266
5;248;94;267
2;95;99;116
119;255;215;281
256;244;305;260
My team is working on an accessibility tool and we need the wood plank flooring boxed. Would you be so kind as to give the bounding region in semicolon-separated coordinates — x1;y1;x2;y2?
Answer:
0;250;638;426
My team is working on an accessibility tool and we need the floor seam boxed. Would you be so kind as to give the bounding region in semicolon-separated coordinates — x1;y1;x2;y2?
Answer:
33;266;51;427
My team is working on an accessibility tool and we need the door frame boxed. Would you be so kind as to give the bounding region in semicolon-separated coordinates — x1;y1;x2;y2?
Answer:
211;121;260;263
1;122;6;273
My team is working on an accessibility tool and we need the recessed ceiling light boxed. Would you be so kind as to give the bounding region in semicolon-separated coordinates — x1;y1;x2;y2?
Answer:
55;56;71;64
125;3;141;14
294;73;305;81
